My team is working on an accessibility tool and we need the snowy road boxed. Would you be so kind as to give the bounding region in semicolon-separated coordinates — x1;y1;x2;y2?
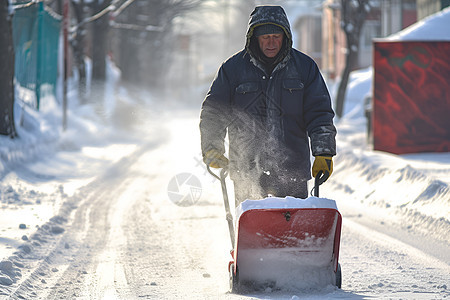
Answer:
2;107;449;299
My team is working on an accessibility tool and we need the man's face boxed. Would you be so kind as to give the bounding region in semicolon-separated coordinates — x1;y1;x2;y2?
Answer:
257;33;284;58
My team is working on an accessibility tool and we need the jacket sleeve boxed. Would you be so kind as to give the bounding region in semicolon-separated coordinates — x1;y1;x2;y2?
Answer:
199;64;232;157
302;60;337;156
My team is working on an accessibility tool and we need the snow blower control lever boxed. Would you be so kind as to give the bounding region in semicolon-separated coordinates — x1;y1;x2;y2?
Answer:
314;170;328;197
207;166;235;248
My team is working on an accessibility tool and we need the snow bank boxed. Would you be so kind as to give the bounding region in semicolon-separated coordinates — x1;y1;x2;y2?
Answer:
0;58;126;273
340;67;372;119
0;97;59;177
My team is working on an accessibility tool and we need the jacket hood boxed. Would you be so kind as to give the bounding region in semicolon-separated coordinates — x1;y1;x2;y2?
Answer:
245;5;293;52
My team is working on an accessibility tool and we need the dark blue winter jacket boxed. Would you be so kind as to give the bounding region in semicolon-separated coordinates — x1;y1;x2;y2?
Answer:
200;6;336;182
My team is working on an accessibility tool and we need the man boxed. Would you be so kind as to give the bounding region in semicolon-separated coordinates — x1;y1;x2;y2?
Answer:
200;5;336;204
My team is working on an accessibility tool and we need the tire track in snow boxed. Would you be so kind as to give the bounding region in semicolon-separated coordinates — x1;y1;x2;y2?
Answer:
6;142;157;299
82;178;140;300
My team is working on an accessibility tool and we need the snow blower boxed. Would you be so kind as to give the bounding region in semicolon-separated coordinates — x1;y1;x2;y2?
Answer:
208;166;342;293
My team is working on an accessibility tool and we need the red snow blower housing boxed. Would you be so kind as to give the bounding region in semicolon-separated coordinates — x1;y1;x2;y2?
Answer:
208;166;342;293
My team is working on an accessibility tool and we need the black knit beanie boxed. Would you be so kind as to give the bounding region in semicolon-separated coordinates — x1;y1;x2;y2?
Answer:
254;24;284;37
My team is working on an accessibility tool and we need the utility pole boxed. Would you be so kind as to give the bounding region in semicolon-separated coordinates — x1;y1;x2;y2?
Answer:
224;0;230;59
63;0;69;130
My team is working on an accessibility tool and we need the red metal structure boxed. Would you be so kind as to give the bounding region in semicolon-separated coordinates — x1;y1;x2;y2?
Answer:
373;41;450;154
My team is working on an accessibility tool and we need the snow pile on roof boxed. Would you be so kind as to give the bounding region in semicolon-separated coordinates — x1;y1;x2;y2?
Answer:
386;6;450;41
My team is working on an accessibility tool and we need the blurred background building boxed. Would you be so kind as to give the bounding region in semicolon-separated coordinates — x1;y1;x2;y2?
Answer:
8;0;450;101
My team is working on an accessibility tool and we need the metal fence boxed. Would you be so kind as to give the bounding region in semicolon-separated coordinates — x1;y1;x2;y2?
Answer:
12;1;61;110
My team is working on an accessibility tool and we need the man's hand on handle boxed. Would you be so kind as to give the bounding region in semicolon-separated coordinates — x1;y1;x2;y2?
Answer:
312;155;333;182
203;149;229;169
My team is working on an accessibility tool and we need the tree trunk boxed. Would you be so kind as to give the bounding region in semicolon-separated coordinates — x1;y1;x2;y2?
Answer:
0;0;17;137
72;0;88;104
335;0;370;119
119;28;140;84
91;1;110;105
335;48;357;118
92;1;109;81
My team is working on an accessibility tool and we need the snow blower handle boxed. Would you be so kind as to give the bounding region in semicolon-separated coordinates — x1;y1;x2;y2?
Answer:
313;170;329;197
207;165;235;248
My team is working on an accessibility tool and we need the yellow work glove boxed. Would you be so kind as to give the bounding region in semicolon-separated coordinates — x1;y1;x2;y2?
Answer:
203;149;229;169
312;155;333;181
